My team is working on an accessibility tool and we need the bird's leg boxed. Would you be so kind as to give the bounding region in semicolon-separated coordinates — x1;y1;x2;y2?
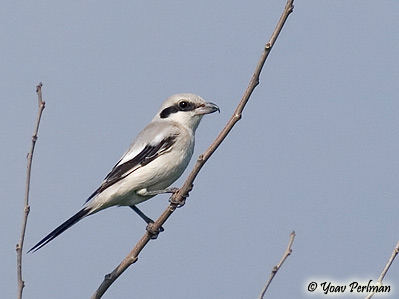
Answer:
130;205;164;239
130;205;155;225
137;187;179;197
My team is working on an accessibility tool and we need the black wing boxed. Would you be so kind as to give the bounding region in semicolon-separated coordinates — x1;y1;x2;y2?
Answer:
86;135;177;202
29;136;178;252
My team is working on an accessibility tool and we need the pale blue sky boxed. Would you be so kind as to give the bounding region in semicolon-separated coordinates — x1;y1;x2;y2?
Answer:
2;1;399;298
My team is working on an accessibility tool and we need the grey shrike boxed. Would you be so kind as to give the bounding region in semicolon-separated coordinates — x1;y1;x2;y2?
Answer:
29;93;219;252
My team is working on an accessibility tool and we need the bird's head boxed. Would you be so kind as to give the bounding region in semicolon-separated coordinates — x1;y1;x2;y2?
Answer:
154;93;219;132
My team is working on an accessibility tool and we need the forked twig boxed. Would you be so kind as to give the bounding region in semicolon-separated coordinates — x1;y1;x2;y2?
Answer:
364;240;399;299
259;231;296;299
16;83;46;299
92;1;294;298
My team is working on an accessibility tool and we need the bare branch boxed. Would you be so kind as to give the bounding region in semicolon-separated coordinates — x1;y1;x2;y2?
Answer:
364;240;399;299
91;1;294;297
259;231;295;299
16;83;46;299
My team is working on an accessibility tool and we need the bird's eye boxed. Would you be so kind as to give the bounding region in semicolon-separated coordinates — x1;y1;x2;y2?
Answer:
178;100;188;110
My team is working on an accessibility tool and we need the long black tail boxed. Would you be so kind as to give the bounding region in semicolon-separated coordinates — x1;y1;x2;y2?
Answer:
28;208;91;253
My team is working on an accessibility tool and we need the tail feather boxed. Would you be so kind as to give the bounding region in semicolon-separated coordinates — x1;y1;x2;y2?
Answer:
28;208;91;253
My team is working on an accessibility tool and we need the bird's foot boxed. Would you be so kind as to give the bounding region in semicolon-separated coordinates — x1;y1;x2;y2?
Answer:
169;185;191;208
146;221;164;239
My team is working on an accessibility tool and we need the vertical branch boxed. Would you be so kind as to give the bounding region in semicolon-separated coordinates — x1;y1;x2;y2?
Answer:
258;231;296;299
16;83;46;299
365;240;399;299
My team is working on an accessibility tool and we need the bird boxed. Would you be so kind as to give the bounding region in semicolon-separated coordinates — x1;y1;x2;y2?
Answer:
29;93;219;252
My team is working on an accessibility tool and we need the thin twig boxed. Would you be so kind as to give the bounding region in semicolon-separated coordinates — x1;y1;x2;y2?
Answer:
16;83;46;299
91;1;294;298
364;240;399;299
259;231;295;299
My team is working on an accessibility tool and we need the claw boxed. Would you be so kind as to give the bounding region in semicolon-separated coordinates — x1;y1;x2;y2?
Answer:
169;188;190;208
146;222;164;239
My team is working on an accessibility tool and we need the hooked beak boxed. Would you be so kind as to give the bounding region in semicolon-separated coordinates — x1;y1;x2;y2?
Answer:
196;102;220;115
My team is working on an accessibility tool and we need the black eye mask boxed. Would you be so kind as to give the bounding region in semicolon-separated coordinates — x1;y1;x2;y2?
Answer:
159;101;197;118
